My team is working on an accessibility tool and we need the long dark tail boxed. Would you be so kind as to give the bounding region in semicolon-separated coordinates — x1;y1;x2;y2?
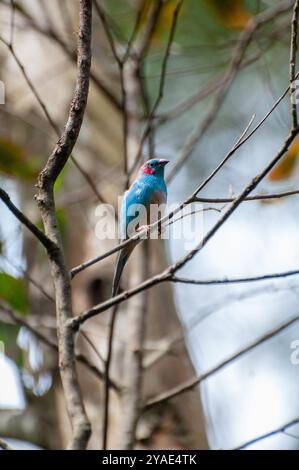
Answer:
112;243;136;297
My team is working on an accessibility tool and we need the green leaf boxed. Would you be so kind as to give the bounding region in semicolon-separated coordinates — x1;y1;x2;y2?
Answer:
0;138;37;181
0;273;28;314
56;207;67;236
0;323;22;366
54;164;69;194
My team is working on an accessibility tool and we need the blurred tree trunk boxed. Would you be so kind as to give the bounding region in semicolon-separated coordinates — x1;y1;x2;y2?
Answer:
0;0;209;449
69;49;209;449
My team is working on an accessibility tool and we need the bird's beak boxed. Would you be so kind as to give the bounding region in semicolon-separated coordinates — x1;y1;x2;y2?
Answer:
159;159;169;166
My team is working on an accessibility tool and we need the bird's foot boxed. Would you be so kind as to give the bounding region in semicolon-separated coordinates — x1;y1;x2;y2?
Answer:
158;222;165;236
137;225;151;238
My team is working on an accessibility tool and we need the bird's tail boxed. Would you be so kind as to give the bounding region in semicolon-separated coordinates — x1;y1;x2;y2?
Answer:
112;242;136;297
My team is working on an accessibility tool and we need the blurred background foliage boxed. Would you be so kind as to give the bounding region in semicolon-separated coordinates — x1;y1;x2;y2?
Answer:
0;0;299;450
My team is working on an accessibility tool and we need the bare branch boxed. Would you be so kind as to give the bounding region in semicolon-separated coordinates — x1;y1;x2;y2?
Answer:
71;273;168;330
156;22;290;125
0;301;119;391
233;417;299;450
70;123;299;328
172;269;299;286
0;187;56;254
168;0;294;181
3;0;122;111
290;0;299;128
70;76;294;279
194;188;299;203
134;0;163;61
129;0;183;174
143;281;299;369
100;2;165;445
35;0;93;450
123;0;147;63
144;313;299;410
0;28;107;205
9;0;15;47
93;0;121;66
0;33;60;135
169;130;299;275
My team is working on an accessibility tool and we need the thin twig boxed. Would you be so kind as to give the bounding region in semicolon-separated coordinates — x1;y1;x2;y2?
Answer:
35;0;93;450
129;0;183;174
156;23;290;125
167;0;294;181
80;330;105;365
193;188;299;203
0;31;108;205
233;417;299;450
0;187;57;253
70;78;293;278
171;268;299;286
143;281;299;370
93;0;121;66
0;33;60;135
168;129;299;275
3;0;122;111
144;313;299;410
134;0;163;61
123;0;148;63
0;302;119;389
9;0;15;46
290;0;299;128
70;124;299;328
166;206;222;228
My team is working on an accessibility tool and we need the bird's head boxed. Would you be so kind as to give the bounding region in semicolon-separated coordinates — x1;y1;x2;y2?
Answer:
141;158;169;177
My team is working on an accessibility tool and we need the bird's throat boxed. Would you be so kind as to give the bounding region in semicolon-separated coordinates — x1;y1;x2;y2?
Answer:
143;167;154;175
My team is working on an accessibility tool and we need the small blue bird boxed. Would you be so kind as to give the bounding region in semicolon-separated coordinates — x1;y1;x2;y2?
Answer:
112;158;169;296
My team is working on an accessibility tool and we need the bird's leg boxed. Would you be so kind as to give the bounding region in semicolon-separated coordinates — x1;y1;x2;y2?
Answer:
137;225;151;239
158;220;166;237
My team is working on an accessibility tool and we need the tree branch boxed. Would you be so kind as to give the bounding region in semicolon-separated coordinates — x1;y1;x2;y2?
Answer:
290;0;299;128
144;313;299;410
0;302;120;391
2;0;121;111
129;0;184;175
167;0;294;181
0;187;57;254
70;72;296;280
194;188;299;203
70;126;299;328
171;269;299;286
0;26;107;205
35;0;93;450
233;417;299;450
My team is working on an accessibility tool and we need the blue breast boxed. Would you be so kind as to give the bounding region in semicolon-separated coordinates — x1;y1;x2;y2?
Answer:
120;174;167;239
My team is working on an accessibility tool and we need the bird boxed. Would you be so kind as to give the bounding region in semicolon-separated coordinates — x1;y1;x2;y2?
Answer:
112;158;169;297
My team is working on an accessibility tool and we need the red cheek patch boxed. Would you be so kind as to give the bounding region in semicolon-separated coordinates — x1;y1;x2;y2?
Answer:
143;167;154;175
